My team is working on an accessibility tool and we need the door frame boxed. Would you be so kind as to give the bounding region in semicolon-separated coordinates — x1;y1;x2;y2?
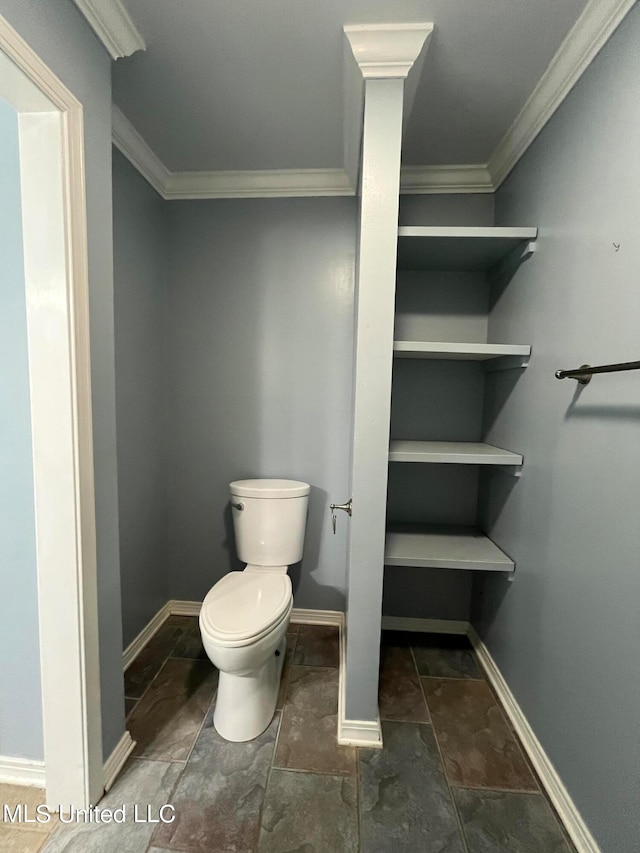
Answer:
0;15;103;807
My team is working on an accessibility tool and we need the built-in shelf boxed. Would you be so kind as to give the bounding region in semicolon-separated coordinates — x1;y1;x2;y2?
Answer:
384;525;514;572
388;441;522;465
396;226;538;271
393;341;531;361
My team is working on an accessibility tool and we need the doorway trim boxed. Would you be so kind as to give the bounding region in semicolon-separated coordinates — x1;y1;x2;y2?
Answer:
0;15;103;807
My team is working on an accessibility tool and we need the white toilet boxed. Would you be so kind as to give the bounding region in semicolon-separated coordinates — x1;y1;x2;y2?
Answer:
199;478;310;742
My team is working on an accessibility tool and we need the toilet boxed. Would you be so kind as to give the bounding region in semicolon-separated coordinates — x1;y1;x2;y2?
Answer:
199;478;310;742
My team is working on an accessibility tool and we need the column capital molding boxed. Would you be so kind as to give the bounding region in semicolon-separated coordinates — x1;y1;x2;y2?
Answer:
343;23;433;79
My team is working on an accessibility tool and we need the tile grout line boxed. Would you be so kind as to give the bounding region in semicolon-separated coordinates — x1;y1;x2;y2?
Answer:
465;654;543;796
415;643;570;848
418;651;541;794
130;619;211;853
412;641;573;849
125;622;192;721
260;766;354;779
413;644;471;853
417;675;486;682
469;653;577;850
141;675;220;853
449;781;554;795
182;680;220;767
253;627;300;851
408;644;431;724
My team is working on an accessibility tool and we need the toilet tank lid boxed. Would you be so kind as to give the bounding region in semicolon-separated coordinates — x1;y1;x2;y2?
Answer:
230;479;310;498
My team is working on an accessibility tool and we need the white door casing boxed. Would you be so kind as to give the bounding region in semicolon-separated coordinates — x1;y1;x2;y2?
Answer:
0;15;103;807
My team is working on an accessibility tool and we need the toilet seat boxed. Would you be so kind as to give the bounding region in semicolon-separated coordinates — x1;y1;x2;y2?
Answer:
200;571;292;648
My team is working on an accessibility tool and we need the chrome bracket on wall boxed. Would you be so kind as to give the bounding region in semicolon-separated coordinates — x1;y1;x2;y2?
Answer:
329;498;352;534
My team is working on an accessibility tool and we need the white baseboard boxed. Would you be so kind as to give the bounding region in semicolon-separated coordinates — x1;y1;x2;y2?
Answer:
0;755;46;787
468;626;601;853
167;599;202;617
290;607;344;627
122;601;348;674
103;731;136;793
382;616;470;635
0;736;137;794
169;602;347;625
123;602;172;670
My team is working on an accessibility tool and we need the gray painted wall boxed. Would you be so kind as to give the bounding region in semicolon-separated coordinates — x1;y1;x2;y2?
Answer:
476;7;640;851
113;149;170;647
164;198;356;609
398;194;494;227
0;97;43;760
110;188;494;631
0;0;125;760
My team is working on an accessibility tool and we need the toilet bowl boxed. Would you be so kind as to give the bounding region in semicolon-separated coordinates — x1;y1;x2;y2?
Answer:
199;478;310;742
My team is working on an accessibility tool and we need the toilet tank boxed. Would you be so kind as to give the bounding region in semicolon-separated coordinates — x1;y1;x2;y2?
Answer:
229;479;310;566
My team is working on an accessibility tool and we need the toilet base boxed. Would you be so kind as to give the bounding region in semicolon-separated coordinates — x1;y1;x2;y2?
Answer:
213;636;287;742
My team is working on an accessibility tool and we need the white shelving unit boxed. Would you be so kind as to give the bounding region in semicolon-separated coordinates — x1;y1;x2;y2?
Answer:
397;226;538;271
387;224;537;576
385;525;515;572
388;440;522;465
393;341;531;360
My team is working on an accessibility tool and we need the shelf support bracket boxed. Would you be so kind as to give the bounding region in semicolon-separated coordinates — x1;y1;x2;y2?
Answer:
483;354;531;374
494;463;523;479
487;239;538;290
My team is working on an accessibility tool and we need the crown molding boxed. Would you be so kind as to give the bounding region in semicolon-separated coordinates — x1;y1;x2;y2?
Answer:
488;0;636;189
163;168;354;199
344;23;434;79
400;164;493;194
111;104;169;196
111;110;491;198
112;0;633;201
112;105;354;199
74;0;145;60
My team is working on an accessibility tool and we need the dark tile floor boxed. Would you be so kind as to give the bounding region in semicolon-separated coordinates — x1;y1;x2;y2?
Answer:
39;620;575;853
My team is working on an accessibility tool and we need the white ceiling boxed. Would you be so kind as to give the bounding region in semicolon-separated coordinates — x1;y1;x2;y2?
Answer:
112;0;590;175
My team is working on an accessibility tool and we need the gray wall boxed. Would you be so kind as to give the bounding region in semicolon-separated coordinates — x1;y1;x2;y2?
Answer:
0;97;43;759
164;198;356;608
475;7;640;851
160;194;494;617
113;149;170;647
110;189;495;626
0;0;125;760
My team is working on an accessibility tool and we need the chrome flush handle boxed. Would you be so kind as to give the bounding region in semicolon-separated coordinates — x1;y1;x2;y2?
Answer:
231;502;244;511
329;498;352;534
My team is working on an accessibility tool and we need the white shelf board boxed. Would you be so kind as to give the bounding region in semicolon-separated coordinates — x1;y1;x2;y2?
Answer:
385;525;514;572
388;441;523;465
393;341;531;360
397;226;537;271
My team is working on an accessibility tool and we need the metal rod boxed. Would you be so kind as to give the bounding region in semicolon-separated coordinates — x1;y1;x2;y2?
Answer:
555;360;640;385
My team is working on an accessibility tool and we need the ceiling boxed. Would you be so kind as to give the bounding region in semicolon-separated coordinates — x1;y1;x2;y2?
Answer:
83;0;636;196
112;0;589;177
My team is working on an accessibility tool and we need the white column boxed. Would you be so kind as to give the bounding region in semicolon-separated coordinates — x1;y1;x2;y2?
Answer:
340;24;433;741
